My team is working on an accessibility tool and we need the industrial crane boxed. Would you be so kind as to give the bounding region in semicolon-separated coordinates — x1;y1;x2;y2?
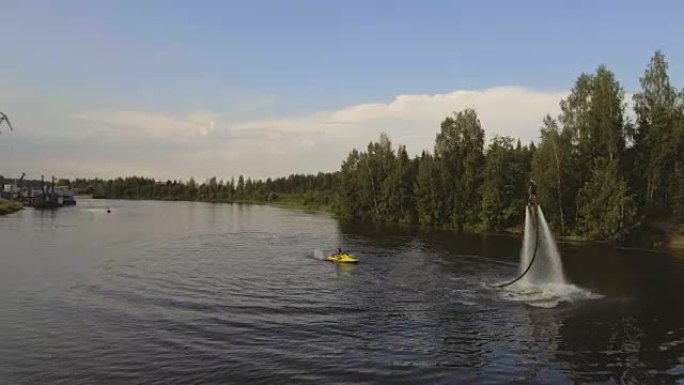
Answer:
0;111;13;133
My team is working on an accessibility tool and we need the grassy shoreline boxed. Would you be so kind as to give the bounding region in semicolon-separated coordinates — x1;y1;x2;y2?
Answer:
0;199;23;216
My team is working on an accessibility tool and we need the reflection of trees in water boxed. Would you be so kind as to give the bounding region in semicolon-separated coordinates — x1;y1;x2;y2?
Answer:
555;298;684;384
339;220;522;263
486;307;565;383
532;244;684;383
562;244;637;296
554;249;684;383
337;220;416;252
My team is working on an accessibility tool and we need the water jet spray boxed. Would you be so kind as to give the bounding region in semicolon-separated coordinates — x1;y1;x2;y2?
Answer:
497;180;542;288
497;204;540;288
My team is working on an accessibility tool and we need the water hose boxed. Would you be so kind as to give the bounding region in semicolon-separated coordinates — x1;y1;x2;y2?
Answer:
496;205;540;288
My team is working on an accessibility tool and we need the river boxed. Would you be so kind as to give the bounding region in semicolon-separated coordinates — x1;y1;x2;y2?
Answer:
1;199;683;384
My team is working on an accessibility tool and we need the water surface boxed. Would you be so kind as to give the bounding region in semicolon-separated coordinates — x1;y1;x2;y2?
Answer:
1;199;683;384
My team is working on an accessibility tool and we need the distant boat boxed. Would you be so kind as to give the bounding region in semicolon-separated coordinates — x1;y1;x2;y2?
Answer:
29;185;77;209
55;186;77;206
3;175;76;208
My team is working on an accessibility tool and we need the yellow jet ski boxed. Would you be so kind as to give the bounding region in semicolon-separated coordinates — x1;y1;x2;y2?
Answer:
325;253;359;263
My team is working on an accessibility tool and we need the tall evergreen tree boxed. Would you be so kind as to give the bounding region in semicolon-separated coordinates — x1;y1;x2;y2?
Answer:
531;115;575;233
633;51;683;208
480;136;527;231
416;152;444;226
435;108;485;231
576;158;638;242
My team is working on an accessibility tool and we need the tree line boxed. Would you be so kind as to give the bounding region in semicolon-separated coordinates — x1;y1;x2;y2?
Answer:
70;173;340;211
69;51;684;245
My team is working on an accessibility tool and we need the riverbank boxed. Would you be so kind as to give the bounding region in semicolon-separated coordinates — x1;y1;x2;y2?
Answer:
663;224;684;251
89;193;335;214
267;194;335;213
0;199;23;216
669;234;684;250
273;201;684;251
88;195;684;251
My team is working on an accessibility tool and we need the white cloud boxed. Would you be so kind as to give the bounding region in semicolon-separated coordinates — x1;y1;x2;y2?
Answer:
2;87;566;180
228;86;565;160
72;110;220;139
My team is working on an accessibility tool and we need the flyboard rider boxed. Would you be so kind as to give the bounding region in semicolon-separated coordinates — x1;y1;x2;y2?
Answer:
528;179;537;206
495;179;541;288
528;179;538;226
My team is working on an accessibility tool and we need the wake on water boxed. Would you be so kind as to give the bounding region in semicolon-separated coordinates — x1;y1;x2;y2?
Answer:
496;206;600;308
311;248;327;261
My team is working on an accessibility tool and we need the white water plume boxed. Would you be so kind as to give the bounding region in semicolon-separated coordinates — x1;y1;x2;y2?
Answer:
499;205;600;307
520;206;565;285
518;208;534;277
537;208;565;283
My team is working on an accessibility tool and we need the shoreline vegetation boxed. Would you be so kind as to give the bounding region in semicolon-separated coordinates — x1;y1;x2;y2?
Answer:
79;193;673;250
0;198;23;216
60;51;683;250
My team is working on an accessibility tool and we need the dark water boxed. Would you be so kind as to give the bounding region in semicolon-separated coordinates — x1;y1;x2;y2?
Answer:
1;199;683;384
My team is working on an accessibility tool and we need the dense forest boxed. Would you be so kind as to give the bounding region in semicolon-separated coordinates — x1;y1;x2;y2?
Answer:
68;51;684;246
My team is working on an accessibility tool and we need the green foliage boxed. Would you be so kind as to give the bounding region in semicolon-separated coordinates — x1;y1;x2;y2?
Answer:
416;152;443;226
531;116;576;234
0;198;23;216
434;109;485;231
480;136;529;231
71;173;340;213
633;51;684;210
338;149;363;219
560;67;626;164
577;158;638;242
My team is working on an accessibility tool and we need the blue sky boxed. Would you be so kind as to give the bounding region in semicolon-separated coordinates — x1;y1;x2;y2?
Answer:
1;0;683;180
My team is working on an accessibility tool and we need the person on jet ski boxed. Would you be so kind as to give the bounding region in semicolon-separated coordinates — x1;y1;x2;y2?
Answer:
336;248;343;256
